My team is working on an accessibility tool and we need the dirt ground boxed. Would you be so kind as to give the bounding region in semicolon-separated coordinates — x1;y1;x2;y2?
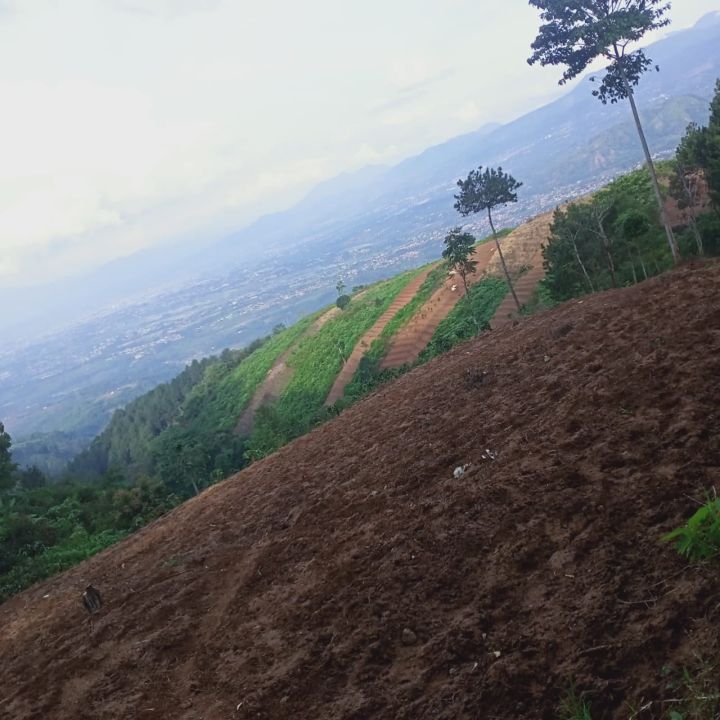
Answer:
2;262;720;720
380;242;497;369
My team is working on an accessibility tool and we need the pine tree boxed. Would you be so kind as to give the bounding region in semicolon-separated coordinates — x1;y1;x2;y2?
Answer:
454;166;522;310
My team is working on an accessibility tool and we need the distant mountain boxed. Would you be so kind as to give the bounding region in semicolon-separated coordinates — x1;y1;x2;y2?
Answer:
207;13;720;269
2;14;719;446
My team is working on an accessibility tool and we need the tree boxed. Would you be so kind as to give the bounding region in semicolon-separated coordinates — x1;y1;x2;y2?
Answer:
669;162;705;256
527;0;680;264
336;294;351;311
454;166;522;310
336;280;346;297
0;422;16;492
442;227;478;299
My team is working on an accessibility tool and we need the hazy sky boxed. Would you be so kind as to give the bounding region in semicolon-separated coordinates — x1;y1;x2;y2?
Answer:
0;0;717;287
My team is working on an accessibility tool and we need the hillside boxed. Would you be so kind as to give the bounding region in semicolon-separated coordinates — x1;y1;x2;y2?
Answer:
3;15;719;453
2;261;719;719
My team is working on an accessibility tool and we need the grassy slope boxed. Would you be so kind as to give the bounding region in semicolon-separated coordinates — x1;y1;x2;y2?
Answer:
181;313;320;433
246;270;421;457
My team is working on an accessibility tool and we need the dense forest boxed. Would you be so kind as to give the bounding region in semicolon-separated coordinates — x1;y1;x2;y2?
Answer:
2;81;719;604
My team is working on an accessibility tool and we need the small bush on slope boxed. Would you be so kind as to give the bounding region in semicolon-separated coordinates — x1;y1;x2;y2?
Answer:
663;496;720;561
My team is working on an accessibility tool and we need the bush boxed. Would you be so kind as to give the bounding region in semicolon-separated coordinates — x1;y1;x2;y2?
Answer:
662;496;720;561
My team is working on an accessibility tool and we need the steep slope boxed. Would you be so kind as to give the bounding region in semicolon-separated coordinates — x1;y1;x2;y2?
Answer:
2;262;719;720
324;267;432;404
236;306;340;436
379;241;497;369
488;211;555;329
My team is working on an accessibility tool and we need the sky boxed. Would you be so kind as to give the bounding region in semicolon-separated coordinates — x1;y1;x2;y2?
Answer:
0;0;717;287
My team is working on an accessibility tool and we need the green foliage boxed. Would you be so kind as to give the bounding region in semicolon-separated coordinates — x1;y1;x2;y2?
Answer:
542;168;677;302
0;421;16;492
454;166;523;224
662;497;720;561
336;294;351;310
419;277;507;362
660;660;720;720
527;0;669;105
675;82;720;214
246;272;420;460
342;263;448;400
0;473;175;602
558;685;593;720
442;227;477;297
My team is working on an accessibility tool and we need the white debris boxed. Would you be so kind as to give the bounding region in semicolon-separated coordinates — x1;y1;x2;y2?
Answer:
453;464;469;479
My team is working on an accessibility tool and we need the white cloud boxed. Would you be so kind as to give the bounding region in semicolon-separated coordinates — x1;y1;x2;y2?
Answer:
0;0;716;286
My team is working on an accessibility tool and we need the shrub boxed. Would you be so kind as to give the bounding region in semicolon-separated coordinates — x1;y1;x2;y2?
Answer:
662;496;720;561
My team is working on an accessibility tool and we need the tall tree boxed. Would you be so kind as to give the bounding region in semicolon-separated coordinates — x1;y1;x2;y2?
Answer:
0;422;16;492
527;0;680;264
442;227;478;300
454;166;522;310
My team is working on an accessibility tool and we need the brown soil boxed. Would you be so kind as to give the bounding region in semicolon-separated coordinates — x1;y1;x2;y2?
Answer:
380;242;497;369
236;307;340;436
325;267;433;405
2;262;720;720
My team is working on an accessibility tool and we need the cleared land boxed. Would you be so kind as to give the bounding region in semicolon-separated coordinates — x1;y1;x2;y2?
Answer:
2;261;719;720
324;267;432;405
379;241;497;369
489;210;554;330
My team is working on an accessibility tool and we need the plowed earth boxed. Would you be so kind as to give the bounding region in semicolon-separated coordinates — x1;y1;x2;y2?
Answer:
380;242;497;369
2;262;720;720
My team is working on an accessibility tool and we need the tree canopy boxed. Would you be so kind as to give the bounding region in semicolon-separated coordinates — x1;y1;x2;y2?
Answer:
527;0;670;104
0;422;16;492
454;166;522;220
442;227;478;298
454;166;522;310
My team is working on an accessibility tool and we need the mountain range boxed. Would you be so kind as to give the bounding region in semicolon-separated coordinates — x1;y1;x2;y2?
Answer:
2;12;720;448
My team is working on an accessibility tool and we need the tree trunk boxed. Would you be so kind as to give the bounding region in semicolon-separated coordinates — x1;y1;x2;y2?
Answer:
488;208;521;311
460;268;470;301
570;233;594;292
690;216;703;256
617;62;679;264
594;211;617;287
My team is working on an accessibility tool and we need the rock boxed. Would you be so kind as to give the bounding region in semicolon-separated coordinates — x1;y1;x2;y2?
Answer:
401;628;417;646
453;464;469;479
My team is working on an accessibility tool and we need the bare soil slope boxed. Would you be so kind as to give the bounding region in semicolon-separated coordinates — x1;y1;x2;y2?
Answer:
489;211;554;330
2;263;720;720
380;242;497;369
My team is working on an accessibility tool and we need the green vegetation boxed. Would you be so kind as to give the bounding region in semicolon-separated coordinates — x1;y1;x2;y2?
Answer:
662;496;720;561
246;271;420;459
442;228;477;297
558;685;593;720
0;474;173;602
528;0;679;262
657;661;720;720
419;277;507;362
455;165;523;310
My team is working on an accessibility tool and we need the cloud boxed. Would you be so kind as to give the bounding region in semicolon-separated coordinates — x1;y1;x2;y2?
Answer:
108;0;224;17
